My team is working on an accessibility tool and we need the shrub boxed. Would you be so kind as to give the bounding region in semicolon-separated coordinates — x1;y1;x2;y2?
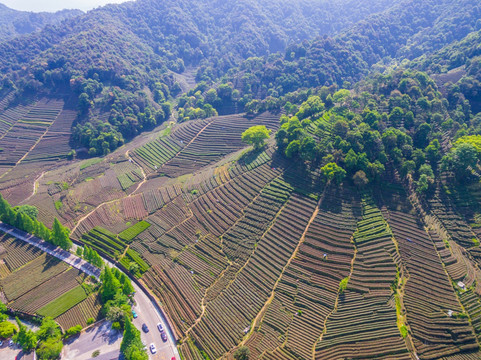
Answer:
0;321;17;338
64;325;82;339
339;277;349;293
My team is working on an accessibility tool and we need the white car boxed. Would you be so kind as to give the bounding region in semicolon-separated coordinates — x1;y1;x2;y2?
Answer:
150;343;157;354
157;323;164;332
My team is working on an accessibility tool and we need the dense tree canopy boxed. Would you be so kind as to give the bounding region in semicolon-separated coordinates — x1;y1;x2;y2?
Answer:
242;125;271;150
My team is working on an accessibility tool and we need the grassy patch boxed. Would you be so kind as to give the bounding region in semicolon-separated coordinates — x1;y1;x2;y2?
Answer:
37;285;87;318
118;221;151;243
80;158;102;171
55;201;63;211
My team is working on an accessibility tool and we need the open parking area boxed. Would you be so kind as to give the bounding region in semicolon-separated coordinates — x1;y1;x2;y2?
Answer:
63;321;122;360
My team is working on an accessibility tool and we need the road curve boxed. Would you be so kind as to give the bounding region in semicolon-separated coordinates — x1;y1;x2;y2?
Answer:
0;222;179;359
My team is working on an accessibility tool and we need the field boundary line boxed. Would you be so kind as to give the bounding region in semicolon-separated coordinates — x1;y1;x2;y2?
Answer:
0;222;101;279
237;189;327;348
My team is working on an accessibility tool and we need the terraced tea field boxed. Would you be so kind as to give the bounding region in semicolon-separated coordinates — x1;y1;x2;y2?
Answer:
2;110;481;360
0;232;101;329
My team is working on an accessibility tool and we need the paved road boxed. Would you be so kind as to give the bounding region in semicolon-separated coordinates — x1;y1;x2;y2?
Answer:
0;222;101;278
132;281;179;360
0;222;179;359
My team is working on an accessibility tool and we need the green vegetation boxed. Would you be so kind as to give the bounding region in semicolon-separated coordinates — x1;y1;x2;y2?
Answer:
81;227;126;259
100;267;135;330
0;321;17;338
13;317;37;352
64;325;82;339
14;205;38;219
38;286;88;318
120;249;149;276
80;158;103;170
241;125;271;150
120;317;148;360
118;221;151;243
0;194;72;250
36;317;64;360
82;245;104;268
234;346;250;360
54;201;62;211
339;277;349;293
0;303;16;338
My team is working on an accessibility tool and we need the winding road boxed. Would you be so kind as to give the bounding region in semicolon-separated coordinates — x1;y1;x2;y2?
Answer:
0;222;179;359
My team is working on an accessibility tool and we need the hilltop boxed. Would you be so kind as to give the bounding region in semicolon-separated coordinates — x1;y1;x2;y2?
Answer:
0;3;81;41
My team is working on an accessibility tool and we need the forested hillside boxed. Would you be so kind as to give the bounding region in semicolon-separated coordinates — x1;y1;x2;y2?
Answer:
0;4;81;41
0;0;401;156
213;0;481;102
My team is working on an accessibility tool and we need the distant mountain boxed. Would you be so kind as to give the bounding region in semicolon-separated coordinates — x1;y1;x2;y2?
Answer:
220;0;481;100
0;3;82;41
0;0;402;156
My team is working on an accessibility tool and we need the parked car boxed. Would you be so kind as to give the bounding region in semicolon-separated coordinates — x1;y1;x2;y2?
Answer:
157;323;164;332
142;323;149;332
0;340;3;347
132;310;138;318
161;332;167;342
171;357;177;360
150;344;157;354
8;340;14;347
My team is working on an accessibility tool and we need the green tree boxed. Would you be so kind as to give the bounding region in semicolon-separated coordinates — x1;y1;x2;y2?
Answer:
128;262;140;277
0;321;17;338
120;273;134;296
64;325;82;339
13;317;37;352
442;142;478;181
320;163;346;185
344;149;358;174
234;346;250;360
120;317;147;360
36;338;63;360
241;125;271;150
51;218;72;250
14;205;38;219
416;174;431;194
285;140;300;158
37;317;61;342
0;302;7;322
101;267;121;303
299;136;316;162
353;170;369;187
389;107;404;127
400;160;416;177
425;139;440;164
76;247;83;257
